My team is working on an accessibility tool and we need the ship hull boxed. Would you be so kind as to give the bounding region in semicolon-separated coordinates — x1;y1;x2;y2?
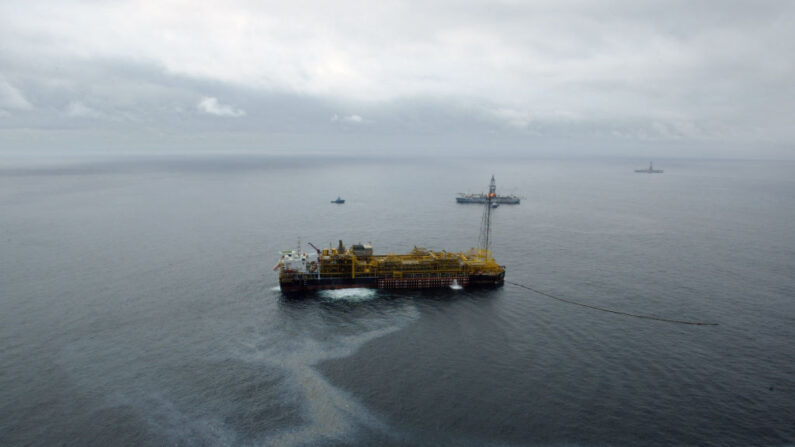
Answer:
279;273;504;294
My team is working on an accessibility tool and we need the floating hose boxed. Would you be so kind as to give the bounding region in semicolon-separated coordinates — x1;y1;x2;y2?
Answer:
506;280;718;326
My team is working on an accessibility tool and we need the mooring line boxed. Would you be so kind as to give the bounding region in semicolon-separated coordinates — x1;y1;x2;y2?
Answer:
506;280;718;326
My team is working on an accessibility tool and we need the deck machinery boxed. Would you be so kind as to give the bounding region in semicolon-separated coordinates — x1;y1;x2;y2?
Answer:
276;176;505;292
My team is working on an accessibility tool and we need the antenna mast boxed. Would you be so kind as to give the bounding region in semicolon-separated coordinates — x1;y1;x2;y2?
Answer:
477;175;497;257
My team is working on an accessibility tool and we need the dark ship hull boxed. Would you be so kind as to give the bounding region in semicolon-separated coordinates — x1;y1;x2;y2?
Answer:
279;272;505;293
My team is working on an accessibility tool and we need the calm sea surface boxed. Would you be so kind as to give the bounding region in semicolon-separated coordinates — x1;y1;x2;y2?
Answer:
1;156;793;446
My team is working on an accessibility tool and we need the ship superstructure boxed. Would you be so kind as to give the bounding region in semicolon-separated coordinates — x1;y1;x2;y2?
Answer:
276;177;505;293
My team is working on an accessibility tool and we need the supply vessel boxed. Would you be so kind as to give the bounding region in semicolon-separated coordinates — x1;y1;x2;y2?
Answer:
276;176;505;293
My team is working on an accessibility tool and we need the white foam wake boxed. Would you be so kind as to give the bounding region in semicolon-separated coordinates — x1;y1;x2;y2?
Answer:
318;288;377;302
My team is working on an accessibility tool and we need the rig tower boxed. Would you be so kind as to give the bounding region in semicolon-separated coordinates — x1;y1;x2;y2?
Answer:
477;175;497;257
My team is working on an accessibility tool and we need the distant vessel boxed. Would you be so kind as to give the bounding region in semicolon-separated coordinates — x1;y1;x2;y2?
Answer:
457;175;520;204
277;177;505;293
331;196;345;204
635;162;664;174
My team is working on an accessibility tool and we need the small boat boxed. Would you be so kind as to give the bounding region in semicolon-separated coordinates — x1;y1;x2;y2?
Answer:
491;202;499;208
331;196;345;204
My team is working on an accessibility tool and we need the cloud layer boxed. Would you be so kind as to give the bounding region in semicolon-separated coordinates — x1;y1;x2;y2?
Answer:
198;97;246;117
1;0;794;158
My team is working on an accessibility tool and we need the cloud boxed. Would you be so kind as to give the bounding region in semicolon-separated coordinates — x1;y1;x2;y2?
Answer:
490;108;531;129
65;101;101;118
331;114;364;124
0;79;33;110
197;97;246;117
1;1;794;158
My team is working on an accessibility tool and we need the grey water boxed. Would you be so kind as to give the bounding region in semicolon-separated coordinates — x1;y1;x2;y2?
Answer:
1;155;793;446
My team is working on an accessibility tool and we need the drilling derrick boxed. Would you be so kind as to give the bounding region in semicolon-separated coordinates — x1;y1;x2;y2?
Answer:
477;175;497;258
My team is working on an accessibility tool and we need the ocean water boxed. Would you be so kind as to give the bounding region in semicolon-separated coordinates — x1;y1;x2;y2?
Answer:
1;155;793;446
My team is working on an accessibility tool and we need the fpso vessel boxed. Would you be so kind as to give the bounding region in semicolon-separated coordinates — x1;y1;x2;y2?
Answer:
277;242;504;292
276;176;506;293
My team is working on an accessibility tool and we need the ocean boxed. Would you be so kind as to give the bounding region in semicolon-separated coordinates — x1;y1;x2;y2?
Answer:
1;155;793;446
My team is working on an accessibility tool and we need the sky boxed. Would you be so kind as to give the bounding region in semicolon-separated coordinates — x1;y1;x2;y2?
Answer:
1;0;794;159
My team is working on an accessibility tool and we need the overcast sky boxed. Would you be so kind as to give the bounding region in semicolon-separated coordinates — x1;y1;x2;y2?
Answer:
1;0;794;159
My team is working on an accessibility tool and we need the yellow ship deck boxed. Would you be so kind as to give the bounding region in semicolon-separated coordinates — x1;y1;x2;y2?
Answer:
280;245;504;281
